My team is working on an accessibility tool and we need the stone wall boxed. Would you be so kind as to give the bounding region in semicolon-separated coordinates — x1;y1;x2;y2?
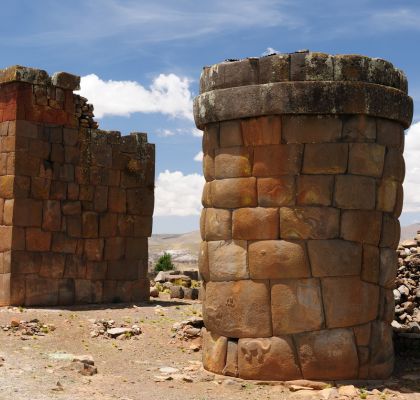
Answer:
194;51;413;381
0;66;154;306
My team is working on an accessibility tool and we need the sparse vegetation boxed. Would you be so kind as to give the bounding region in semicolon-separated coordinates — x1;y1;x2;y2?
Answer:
154;252;175;272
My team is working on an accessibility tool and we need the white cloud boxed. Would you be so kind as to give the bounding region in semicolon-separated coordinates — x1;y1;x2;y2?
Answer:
155;170;205;216
194;151;203;162
191;127;203;137
403;122;420;212
78;73;193;120
262;47;280;56
156;129;176;137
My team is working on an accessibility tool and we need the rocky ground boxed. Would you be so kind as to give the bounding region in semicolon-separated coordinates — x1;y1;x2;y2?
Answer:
0;298;420;400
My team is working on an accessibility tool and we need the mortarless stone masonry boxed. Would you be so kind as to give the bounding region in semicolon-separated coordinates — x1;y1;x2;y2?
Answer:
194;51;413;381
0;65;154;306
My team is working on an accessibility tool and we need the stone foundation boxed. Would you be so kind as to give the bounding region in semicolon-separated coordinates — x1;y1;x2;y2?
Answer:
194;51;413;380
0;66;154;306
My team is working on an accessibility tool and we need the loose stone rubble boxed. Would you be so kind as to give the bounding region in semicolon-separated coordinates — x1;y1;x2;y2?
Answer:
171;316;204;350
90;319;142;339
393;234;420;333
1;318;56;337
150;270;201;300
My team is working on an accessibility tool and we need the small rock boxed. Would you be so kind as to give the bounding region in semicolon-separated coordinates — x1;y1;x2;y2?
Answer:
159;366;179;374
72;361;98;376
286;380;330;390
72;355;94;366
338;385;358;397
107;327;132;338
150;286;159;298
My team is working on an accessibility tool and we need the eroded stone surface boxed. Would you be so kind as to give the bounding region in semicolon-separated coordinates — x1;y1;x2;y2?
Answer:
204;280;272;338
238;337;301;380
296;328;359;380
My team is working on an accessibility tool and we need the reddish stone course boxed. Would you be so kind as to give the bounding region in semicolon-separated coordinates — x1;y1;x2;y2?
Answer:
0;66;154;306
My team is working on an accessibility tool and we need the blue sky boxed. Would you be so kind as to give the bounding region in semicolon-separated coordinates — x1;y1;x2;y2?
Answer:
1;0;420;233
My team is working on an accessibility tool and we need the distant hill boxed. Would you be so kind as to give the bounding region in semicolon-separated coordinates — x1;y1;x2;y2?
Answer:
401;223;420;241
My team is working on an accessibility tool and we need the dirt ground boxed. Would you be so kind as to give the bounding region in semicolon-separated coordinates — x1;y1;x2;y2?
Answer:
0;299;419;400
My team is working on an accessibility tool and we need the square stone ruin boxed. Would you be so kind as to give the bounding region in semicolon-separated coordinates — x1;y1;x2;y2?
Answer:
0;65;154;306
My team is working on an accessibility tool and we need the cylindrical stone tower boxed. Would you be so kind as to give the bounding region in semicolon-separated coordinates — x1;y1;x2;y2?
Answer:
194;51;413;381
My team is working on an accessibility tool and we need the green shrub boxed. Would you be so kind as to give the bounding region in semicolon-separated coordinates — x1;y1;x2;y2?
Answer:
154;252;174;272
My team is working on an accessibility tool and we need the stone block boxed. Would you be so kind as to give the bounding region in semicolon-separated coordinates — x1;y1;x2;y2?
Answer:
62;200;81;215
51;232;78;254
369;321;394;379
258;53;290;83
376;179;398;212
248;240;310;279
348;143;385;177
282;115;342;143
223;340;239;377
75;280;102;304
84;238;104;261
238;336;301;380
232;207;279;240
219;120;242;147
39;253;66;279
241;116;281;146
296;328;359;380
100;213;118;237
302;143;348;174
3;199;13;225
0;175;14;198
86;261;108;281
202;328;227;374
58;278;75;305
208;240;248;281
280;207;339;239
10;251;40;274
214;147;251;178
204;280;272;338
308;239;362;277
203;152;215;181
376;118;404;149
50;180;67;200
42;200;61;231
342;115;376;142
297;175;333;206
82;211;98;238
353;323;371;347
253;144;303;176
201;182;213;207
108;187;126;213
379;248;397;288
378;288;395;323
322;277;379;328
26;228;51;251
126;188;154;216
67;215;82;237
125;237;147;259
394;184;403;218
361;244;380;284
383;148;405;182
31;177;51;199
334;175;376;209
380;214;400;249
212;177;257;208
340;210;382;245
202;123;219;153
271;278;324;334
200;208;206;239
105;237;125;261
257;176;295;207
25;275;58;306
204;208;231;240
64;255;86;279
94;185;108;212
198;241;210;282
13;198;43;227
